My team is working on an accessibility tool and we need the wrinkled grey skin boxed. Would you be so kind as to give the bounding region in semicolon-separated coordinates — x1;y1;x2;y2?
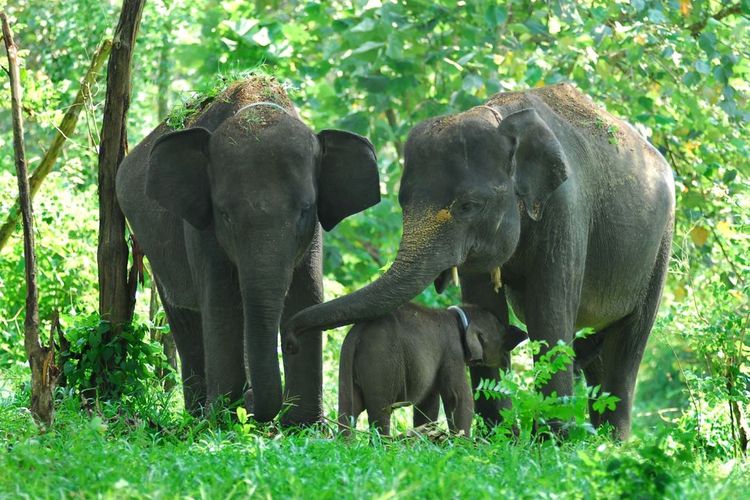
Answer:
116;80;380;423
337;303;527;436
287;84;675;439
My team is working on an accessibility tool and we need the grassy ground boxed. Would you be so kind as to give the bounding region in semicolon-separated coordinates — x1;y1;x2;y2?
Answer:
1;366;748;499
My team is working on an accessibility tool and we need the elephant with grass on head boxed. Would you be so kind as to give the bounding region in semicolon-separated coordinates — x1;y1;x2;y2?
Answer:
116;75;380;424
286;83;675;439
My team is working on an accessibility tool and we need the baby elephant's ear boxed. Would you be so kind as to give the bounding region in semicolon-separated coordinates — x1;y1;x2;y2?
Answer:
464;324;485;364
503;325;528;351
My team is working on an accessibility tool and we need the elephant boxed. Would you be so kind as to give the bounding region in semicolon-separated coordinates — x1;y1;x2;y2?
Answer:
285;83;675;439
115;76;380;423
332;302;527;436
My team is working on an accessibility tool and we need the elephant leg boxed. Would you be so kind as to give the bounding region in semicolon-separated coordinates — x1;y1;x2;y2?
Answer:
190;237;246;408
280;226;324;426
338;384;364;437
160;297;206;415
597;315;647;439
577;319;624;429
581;353;605;428
597;232;671;440
202;292;245;408
524;261;583;399
459;271;511;427
365;403;392;436
439;372;474;436
413;391;440;428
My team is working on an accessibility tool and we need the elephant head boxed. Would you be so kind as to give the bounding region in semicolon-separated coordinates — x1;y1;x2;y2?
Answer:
146;105;379;420
285;106;568;346
461;308;529;368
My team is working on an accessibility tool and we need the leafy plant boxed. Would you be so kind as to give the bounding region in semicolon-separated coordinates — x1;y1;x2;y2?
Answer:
58;314;177;403
476;339;620;440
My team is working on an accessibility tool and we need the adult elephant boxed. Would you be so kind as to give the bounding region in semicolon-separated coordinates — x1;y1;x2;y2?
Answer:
116;76;380;423
286;84;674;438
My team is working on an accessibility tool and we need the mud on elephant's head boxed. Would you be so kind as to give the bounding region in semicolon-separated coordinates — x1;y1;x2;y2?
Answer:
284;104;570;340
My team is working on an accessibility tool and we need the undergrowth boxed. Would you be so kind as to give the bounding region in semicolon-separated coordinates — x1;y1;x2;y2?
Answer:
1;373;748;498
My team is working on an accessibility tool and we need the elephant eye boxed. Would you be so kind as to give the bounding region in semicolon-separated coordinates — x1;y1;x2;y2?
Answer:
297;204;314;227
456;200;482;214
220;210;231;224
299;203;313;218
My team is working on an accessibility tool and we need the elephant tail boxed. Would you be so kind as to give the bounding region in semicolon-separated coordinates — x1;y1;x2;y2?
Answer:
337;329;362;437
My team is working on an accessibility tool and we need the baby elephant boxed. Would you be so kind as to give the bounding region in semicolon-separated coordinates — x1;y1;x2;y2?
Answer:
338;302;527;436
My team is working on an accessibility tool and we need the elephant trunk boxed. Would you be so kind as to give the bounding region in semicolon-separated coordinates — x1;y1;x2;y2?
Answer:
239;266;292;422
284;209;455;351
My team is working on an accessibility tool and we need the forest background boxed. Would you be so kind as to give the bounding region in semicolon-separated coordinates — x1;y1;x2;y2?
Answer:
0;0;748;497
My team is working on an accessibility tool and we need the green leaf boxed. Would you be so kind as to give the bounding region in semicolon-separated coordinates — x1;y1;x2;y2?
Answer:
723;169;737;184
349;41;384;56
695;60;711;75
462;74;483;92
698;32;717;56
386;33;404;60
351;18;377;33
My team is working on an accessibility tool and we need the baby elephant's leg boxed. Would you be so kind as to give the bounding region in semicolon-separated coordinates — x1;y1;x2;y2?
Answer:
413;391;440;428
338;386;364;437
440;370;474;436
365;403;392;436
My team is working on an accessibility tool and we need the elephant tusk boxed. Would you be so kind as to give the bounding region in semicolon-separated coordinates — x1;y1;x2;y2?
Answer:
491;267;502;292
452;266;460;286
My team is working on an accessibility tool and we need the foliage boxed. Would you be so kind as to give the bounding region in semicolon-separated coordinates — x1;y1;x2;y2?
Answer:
163;66;275;129
0;377;749;498
58;314;177;403
663;209;750;456
0;173;99;368
476;340;620;440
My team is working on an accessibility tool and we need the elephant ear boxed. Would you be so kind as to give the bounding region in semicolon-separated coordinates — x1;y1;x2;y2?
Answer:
503;325;528;351
464;323;485;364
147;127;213;230
497;108;570;221
316;130;381;231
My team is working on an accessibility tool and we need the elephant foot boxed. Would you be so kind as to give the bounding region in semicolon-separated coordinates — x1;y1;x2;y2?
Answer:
279;401;325;429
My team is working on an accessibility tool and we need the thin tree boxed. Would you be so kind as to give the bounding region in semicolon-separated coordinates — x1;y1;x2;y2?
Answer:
0;38;112;252
97;0;145;330
2;12;58;428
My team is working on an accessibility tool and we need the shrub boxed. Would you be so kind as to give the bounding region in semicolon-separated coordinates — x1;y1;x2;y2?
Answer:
58;313;177;403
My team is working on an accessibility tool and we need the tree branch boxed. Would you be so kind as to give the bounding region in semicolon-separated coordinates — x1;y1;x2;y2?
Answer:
688;4;742;37
0;38;111;251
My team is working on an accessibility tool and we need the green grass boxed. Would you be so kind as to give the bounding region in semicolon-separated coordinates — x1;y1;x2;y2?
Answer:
164;65;279;130
1;372;748;499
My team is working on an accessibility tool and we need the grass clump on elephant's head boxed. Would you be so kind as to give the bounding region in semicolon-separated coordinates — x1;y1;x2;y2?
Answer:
164;67;292;130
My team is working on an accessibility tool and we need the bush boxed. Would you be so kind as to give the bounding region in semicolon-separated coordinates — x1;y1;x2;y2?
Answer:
58;314;177;404
476;339;620;441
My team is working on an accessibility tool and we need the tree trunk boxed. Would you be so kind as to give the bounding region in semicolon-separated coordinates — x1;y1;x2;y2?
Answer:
2;12;58;429
0;38;112;252
97;0;145;330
